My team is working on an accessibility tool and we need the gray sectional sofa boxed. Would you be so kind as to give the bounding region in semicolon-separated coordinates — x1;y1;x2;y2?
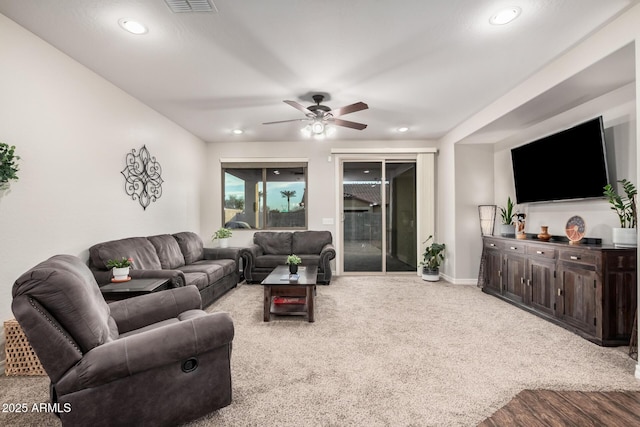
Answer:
89;231;241;307
242;231;336;284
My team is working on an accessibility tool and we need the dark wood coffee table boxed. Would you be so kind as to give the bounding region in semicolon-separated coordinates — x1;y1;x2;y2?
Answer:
100;278;170;301
261;265;318;322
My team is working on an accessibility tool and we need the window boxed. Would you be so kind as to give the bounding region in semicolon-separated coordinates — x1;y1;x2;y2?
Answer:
222;163;307;229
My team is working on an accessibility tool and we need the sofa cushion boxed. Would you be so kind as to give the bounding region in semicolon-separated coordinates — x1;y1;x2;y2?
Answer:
180;263;224;285
182;272;209;291
292;231;332;254
173;232;205;264
89;237;162;270
254;254;288;269
192;259;237;277
254;232;292;255
148;234;186;269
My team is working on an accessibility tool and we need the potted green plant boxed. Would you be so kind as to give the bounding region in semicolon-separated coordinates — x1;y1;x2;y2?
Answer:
604;179;637;247
212;227;233;248
499;196;516;236
286;254;302;274
106;257;134;281
419;235;445;281
0;142;20;190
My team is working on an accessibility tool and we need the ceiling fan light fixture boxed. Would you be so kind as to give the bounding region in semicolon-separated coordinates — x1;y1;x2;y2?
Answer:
311;121;325;134
489;7;521;25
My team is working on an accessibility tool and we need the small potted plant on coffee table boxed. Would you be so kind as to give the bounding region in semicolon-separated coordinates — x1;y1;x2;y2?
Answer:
419;235;445;282
212;227;233;248
286;254;302;274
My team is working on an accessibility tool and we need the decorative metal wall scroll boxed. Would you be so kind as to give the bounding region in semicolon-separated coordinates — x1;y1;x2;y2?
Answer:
121;145;164;210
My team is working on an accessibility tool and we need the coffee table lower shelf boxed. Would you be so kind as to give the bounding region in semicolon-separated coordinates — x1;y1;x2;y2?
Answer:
261;265;318;323
263;286;315;322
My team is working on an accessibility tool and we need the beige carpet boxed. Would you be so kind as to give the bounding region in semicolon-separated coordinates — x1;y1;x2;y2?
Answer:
1;276;639;426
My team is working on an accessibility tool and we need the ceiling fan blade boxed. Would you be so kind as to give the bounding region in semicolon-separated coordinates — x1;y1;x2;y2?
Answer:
330;102;368;117
283;100;314;115
263;118;309;125
331;118;368;130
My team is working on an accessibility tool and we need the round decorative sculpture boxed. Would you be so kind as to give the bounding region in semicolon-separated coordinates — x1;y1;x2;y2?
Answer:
565;215;586;244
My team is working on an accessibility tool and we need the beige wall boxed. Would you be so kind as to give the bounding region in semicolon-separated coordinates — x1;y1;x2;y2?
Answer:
202;140;435;250
0;14;207;324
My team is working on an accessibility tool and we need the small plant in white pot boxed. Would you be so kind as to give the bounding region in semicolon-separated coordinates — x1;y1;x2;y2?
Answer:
499;197;516;237
212;227;233;248
419;235;445;281
106;257;134;281
604;179;637;247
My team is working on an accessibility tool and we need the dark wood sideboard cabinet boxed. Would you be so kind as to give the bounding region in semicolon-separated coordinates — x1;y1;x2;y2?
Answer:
481;236;637;346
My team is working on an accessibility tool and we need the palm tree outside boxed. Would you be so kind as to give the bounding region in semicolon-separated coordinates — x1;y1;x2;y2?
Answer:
280;190;297;211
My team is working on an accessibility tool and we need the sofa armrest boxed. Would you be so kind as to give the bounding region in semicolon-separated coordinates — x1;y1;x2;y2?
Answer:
239;244;262;282
55;312;234;395
109;287;202;334
319;243;336;261
318;243;336;284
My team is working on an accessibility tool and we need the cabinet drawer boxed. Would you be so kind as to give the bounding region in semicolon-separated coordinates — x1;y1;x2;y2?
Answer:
526;245;556;260
484;239;502;250
559;250;597;265
504;243;524;254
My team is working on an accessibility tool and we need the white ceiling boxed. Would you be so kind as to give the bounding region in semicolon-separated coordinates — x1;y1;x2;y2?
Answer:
0;0;637;144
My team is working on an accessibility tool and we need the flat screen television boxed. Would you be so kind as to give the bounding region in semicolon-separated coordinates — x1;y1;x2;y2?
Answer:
511;116;609;204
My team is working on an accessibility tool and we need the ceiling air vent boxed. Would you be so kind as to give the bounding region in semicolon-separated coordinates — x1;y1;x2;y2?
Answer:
164;0;218;13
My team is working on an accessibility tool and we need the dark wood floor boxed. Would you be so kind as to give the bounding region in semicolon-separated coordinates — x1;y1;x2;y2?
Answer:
479;389;640;427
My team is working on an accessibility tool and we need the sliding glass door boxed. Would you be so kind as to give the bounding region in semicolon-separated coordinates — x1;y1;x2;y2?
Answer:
342;160;416;273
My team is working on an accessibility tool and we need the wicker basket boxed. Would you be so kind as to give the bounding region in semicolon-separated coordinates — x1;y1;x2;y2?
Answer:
4;319;46;376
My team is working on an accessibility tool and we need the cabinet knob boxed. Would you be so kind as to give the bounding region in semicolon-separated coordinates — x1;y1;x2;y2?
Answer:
490;243;495;247
510;246;517;250
570;255;580;260
536;251;544;254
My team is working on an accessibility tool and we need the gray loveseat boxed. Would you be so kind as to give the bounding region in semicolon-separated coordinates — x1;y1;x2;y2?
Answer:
89;231;241;307
242;231;336;284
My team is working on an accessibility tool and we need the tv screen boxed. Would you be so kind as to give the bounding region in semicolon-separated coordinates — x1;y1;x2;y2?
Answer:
511;116;609;204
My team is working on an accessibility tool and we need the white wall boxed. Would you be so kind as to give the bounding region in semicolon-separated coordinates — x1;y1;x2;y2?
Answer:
454;144;495;282
442;4;640;285
0;15;206;325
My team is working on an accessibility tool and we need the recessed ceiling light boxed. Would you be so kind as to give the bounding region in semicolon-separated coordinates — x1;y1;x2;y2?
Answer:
118;19;148;35
489;7;521;25
397;127;409;133
232;129;244;135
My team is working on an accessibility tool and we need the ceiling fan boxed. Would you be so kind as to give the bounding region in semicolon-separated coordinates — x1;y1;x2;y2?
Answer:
263;94;368;134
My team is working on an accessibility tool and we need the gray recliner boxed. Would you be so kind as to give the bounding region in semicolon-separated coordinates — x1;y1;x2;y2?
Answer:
12;254;234;426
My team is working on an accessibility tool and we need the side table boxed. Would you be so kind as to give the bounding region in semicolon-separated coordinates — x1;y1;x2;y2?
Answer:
100;278;170;301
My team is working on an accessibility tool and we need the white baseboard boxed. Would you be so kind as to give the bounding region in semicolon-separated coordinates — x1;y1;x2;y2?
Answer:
441;273;478;285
